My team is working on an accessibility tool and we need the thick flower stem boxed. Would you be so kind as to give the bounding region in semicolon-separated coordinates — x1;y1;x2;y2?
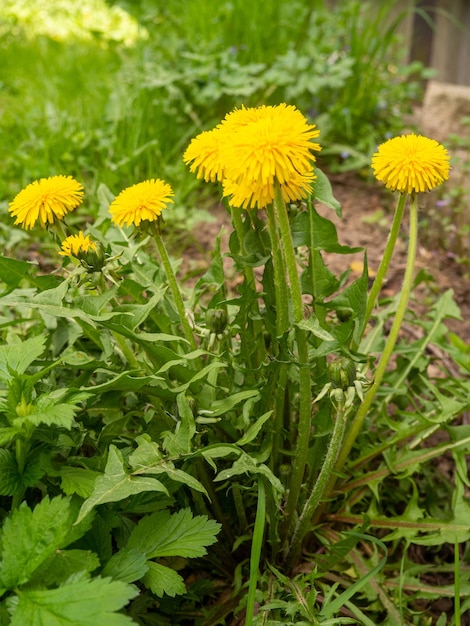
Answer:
265;202;290;338
333;192;419;477
359;192;407;344
153;234;198;351
272;186;312;543
230;205;266;367
245;478;266;626
285;401;348;570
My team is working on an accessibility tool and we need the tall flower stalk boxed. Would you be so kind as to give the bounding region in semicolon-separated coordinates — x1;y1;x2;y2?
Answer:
109;179;197;351
329;133;450;490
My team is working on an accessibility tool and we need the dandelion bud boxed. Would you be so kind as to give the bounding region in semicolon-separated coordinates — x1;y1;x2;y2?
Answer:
205;308;228;334
78;241;106;272
328;357;356;391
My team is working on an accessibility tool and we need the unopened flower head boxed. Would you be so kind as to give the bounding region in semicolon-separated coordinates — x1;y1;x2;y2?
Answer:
372;134;450;194
184;103;321;209
9;175;84;230
59;232;106;272
109;179;174;228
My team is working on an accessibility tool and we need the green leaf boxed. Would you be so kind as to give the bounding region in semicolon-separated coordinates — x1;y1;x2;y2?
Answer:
236;411;273;446
129;438;208;496
296;316;335;342
0;256;36;294
127;509;220;559
291;204;361;253
28;550;101;587
76;446;169;524
59;467;102;498
0;427;22;446
15;396;79;429
0;335;47;381
214;452;284;493
7;573;138;626
0;450;22;496
143;561;186;598
102;549;148;583
312;167;342;216
162;393;196;456
0;496;91;589
0;449;43;496
201;389;260;418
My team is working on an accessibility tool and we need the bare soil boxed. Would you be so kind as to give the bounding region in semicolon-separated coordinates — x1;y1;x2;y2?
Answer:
186;171;470;342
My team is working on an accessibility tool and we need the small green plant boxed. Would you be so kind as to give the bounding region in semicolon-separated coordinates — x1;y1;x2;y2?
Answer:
1;104;469;625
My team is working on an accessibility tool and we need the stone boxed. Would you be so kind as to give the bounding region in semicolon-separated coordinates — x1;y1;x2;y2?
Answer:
421;80;470;142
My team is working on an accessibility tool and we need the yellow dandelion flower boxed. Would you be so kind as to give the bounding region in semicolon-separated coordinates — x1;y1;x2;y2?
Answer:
223;169;316;210
59;231;97;258
109;179;174;228
220;104;321;188
372;133;450;194
184;104;321;208
183;129;226;182
9;175;84;230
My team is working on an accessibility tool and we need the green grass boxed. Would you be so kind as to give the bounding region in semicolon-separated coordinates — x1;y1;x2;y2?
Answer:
0;0;424;213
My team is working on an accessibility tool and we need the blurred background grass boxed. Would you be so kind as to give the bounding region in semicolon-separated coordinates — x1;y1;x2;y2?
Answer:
0;0;428;243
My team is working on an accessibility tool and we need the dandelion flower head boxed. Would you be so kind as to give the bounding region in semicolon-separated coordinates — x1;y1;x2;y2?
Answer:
9;175;84;230
184;103;321;209
109;179;174;228
372;134;450;194
59;232;97;258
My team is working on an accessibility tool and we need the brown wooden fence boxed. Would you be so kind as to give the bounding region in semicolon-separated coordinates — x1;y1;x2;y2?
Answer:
401;0;470;86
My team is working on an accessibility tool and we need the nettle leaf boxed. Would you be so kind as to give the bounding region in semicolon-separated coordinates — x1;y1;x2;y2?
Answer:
7;573;138;626
59;467;102;499
76;446;169;524
102;548;148;583
0;426;22;446
28;550;100;588
0;449;43;496
0;335;47;381
143;562;186;598
15;394;80;429
0;496;91;589
0;449;22;496
127;509;220;559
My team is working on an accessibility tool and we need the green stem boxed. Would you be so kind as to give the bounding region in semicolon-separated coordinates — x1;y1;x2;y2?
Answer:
273;185;303;322
230;206;265;368
270;360;288;471
273;186;312;542
455;540;461;626
245;479;266;626
285;401;348;571
265;202;290;337
334;192;419;475
112;331;141;370
232;484;248;530
154;234;197;351
359;192;407;344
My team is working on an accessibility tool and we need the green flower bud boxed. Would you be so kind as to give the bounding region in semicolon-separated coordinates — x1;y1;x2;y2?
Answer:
205;308;228;334
78;241;106;273
328;356;356;390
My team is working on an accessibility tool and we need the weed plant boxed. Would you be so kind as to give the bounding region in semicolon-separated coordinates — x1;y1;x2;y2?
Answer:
0;102;469;625
1;2;469;625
